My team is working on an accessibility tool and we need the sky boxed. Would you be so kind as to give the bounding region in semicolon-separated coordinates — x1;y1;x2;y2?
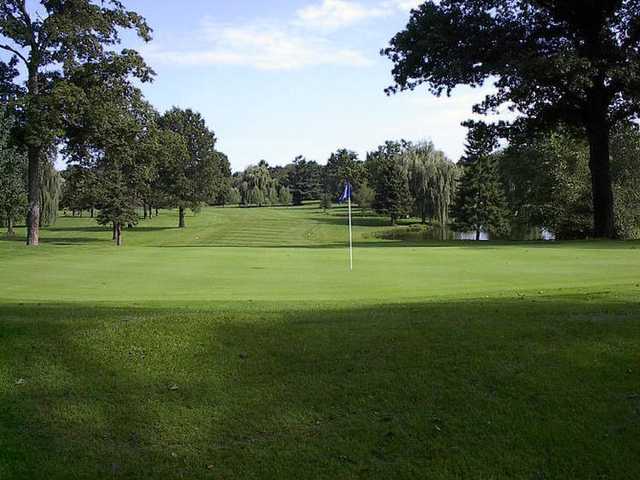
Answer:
101;1;504;170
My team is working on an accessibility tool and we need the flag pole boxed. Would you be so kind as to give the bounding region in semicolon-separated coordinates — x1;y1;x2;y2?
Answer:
348;189;353;272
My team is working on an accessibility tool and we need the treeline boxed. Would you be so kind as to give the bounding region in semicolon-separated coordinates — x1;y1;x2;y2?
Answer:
0;1;232;246
225;119;640;240
225;142;459;228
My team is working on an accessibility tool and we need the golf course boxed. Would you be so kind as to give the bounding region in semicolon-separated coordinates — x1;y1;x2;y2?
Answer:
1;204;639;479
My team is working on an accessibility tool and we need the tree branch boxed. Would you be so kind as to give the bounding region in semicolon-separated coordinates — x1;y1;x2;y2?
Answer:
0;43;27;64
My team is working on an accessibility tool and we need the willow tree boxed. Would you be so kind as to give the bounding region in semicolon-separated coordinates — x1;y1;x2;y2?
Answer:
39;157;62;227
0;0;152;245
403;142;458;227
238;162;278;207
383;0;640;238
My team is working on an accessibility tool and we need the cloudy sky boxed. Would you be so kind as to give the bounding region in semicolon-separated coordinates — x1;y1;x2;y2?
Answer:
126;0;500;171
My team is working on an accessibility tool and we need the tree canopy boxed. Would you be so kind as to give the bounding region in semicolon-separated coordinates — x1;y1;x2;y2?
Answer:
383;0;640;238
0;0;153;245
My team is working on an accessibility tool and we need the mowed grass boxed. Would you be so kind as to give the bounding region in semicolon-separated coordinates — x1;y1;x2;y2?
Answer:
1;204;640;479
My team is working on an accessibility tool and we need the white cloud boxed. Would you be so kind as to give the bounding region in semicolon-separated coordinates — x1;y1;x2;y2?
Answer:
144;21;372;71
295;0;387;30
142;1;423;71
295;0;423;30
383;0;424;11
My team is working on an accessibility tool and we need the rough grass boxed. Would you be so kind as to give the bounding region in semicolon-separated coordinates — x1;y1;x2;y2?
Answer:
1;205;639;479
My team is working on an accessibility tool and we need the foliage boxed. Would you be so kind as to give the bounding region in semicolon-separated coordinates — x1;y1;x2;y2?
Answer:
319;192;332;212
237;161;280;207
278;186;292;206
159;108;227;227
325;149;366;198
383;0;640;238
0;0;153;245
288;156;323;205
402;141;458;226
61;164;98;215
39;158;63;227
373;153;412;225
0;111;26;235
498;130;593;239
610;124;640;239
352;182;375;211
499;124;640;239
452;123;510;239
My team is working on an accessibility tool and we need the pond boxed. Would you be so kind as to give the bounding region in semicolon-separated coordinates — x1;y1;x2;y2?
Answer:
375;225;556;242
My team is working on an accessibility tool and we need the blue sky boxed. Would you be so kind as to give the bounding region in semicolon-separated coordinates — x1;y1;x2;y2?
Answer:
124;1;502;170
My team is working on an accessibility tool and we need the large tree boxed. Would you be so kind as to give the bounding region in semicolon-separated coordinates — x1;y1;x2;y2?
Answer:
383;0;640;238
64;54;156;246
159;108;226;228
0;0;152;245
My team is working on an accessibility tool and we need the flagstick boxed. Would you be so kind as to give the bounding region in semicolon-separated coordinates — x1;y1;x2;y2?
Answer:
348;193;353;272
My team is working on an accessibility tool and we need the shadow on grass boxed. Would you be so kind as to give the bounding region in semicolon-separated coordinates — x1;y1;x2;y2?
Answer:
1;295;639;479
151;240;640;250
0;235;108;245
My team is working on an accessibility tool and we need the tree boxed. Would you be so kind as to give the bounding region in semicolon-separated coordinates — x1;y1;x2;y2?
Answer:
325;149;366;198
383;0;640;238
374;155;412;225
499;123;640;239
0;0;153;245
0;112;26;236
353;182;375;212
61;164;98;216
159;108;227;227
278;186;293;206
39;158;62;227
64;56;156;246
238;162;277;207
319;192;332;212
402;141;458;226
288;156;323;205
452;123;509;240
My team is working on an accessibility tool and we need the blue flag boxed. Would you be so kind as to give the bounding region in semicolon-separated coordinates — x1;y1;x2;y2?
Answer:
338;181;352;203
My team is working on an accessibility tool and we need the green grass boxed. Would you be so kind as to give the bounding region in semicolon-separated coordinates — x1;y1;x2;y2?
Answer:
1;204;640;479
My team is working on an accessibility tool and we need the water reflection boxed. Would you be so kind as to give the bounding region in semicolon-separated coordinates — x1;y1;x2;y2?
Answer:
375;225;556;242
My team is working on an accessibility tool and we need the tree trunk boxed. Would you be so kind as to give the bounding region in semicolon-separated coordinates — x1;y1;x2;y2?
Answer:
112;222;117;241
26;145;41;246
155;207;159;216
178;207;186;228
6;214;14;237
586;117;616;238
475;228;481;241
26;65;41;246
115;222;123;246
90;208;94;218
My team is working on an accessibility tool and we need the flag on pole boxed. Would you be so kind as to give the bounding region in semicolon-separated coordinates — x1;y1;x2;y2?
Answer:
338;181;353;271
338;181;352;203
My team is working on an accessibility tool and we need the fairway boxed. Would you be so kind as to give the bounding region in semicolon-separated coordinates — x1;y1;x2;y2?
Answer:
2;205;640;479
